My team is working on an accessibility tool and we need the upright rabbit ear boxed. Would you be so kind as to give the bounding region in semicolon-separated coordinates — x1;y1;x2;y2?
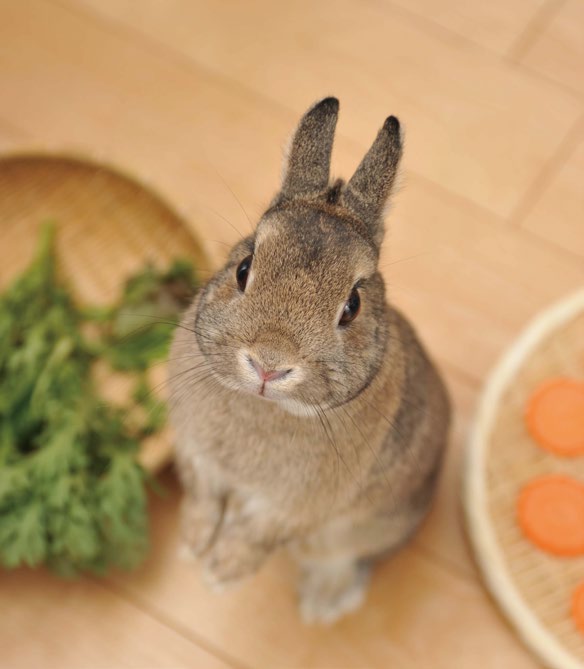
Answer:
340;116;402;244
280;97;339;199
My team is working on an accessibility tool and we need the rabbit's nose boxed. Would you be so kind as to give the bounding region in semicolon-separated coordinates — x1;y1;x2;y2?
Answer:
248;356;292;383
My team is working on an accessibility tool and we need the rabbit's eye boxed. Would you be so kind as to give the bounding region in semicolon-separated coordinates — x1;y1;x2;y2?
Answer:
339;287;361;326
236;255;252;292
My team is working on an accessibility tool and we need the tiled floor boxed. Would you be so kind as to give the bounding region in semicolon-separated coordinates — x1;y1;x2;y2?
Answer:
1;1;582;667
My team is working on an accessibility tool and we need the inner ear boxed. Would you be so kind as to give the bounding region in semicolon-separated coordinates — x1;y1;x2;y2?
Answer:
279;97;339;200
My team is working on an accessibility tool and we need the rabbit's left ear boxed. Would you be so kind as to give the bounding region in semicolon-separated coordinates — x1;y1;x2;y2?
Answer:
340;116;402;244
280;97;339;199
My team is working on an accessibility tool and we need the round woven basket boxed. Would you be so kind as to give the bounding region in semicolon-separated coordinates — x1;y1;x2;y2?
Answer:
0;153;211;472
465;289;584;669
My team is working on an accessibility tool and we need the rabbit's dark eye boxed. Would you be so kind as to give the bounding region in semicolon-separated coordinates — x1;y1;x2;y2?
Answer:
236;255;252;292
339;287;361;326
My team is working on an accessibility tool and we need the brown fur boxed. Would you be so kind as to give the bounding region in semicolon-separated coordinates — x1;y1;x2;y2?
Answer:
169;98;451;623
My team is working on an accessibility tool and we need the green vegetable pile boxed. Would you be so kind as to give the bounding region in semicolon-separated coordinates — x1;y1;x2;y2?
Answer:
0;224;197;575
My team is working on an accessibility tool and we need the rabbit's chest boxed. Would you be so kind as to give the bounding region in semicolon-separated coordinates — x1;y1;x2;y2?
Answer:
182;389;366;507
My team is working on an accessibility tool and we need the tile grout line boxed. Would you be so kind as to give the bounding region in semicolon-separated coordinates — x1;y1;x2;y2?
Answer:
507;113;584;228
508;59;584;102
412;540;477;584
380;0;582;103
377;0;489;54
519;224;584;265
506;0;566;63
92;576;255;669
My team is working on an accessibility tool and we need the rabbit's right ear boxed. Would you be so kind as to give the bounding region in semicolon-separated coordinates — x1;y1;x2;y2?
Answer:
279;97;339;200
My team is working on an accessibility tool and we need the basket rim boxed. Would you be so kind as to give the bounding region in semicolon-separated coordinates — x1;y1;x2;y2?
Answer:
0;147;216;268
464;288;584;669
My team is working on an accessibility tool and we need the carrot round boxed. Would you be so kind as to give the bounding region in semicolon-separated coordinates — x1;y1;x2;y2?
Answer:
573;582;584;635
525;378;584;457
517;475;584;556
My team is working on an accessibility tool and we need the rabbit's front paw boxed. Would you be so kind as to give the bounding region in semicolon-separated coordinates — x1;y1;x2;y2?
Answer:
179;496;222;559
298;559;370;624
202;536;269;590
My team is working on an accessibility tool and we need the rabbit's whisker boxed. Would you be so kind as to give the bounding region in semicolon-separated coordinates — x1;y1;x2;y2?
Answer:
335;403;397;509
378;251;429;271
208;165;255;235
200;202;245;241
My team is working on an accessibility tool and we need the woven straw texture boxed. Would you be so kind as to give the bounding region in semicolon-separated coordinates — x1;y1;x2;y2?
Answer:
485;308;584;664
0;154;210;471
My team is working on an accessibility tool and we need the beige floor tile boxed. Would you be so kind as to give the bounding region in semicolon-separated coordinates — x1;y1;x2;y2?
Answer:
387;0;547;54
0;568;233;669
65;0;582;219
521;132;584;257
519;0;584;95
379;174;584;380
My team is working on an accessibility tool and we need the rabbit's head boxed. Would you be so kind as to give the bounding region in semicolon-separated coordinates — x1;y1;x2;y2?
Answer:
193;98;402;415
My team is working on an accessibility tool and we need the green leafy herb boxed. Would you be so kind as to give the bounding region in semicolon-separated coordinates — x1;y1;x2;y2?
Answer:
0;224;197;575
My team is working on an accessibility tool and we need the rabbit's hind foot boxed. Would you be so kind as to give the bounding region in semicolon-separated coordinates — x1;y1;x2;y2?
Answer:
298;557;370;624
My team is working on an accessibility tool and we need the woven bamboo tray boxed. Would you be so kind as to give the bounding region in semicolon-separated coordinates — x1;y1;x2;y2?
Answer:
465;289;584;669
0;153;211;472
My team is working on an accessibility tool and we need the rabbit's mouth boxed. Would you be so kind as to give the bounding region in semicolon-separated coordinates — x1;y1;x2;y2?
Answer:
213;359;338;417
232;348;304;402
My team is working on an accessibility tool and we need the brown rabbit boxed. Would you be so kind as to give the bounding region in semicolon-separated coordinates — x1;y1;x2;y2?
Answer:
169;97;450;623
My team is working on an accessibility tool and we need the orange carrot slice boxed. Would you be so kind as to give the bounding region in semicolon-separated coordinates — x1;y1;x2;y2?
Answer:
517;475;584;556
525;378;584;456
573;582;584;635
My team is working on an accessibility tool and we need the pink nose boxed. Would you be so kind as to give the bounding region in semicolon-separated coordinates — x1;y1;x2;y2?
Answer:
250;358;291;383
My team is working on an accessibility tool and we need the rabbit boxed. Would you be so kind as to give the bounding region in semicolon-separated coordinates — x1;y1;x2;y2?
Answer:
169;97;451;624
